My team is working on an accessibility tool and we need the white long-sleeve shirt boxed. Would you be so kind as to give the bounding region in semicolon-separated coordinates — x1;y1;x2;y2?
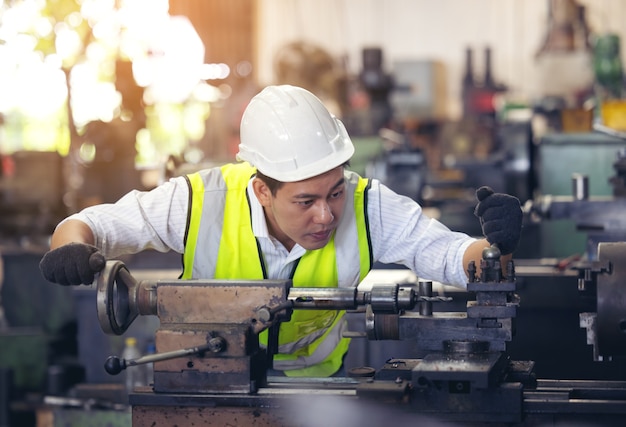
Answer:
64;171;476;288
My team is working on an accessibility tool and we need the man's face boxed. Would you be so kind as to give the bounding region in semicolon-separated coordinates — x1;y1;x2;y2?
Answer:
253;166;346;251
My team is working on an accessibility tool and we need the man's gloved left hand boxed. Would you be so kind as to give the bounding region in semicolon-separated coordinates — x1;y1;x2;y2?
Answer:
474;186;522;255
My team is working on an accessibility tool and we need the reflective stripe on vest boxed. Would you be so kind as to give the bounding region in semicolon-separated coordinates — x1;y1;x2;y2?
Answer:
182;162;372;376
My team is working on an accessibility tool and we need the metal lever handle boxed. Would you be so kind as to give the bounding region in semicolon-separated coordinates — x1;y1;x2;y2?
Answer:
104;339;225;375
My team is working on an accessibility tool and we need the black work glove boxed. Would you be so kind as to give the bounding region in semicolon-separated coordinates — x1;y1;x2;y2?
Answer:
474;186;522;255
39;243;106;286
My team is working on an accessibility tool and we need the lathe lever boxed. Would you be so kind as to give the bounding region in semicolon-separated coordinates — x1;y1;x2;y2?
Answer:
104;340;223;375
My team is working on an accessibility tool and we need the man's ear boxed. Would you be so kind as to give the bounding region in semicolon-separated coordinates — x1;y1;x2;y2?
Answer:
252;177;272;206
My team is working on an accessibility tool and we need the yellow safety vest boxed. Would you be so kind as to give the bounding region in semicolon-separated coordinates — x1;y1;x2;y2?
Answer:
181;162;372;376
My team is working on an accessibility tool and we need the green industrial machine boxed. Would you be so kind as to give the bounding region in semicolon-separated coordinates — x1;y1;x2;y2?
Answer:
536;131;625;258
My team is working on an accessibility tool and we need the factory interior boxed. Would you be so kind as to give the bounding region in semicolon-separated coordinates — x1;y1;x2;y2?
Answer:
3;0;626;425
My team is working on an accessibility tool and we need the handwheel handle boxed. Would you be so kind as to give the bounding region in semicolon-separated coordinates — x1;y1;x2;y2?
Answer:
96;260;139;335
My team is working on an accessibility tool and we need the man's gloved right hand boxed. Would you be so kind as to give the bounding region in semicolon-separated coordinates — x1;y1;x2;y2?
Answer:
39;243;106;286
474;186;522;255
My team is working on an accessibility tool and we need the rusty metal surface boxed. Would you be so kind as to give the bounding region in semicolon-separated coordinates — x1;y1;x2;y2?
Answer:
133;405;292;427
146;280;291;394
130;384;359;427
156;280;291;324
129;377;626;426
155;327;251;365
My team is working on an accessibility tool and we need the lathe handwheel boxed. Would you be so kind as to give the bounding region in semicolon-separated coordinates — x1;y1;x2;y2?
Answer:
96;260;139;335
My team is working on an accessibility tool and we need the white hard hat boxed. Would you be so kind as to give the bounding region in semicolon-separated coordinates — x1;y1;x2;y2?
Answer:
237;85;354;182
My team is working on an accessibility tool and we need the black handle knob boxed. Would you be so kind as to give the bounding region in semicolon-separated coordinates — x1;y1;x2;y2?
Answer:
104;356;126;375
104;341;219;376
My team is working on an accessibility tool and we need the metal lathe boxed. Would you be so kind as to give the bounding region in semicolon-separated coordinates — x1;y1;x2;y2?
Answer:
94;244;626;427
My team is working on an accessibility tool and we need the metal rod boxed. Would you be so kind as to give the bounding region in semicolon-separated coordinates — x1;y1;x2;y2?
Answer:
105;343;214;375
419;281;433;316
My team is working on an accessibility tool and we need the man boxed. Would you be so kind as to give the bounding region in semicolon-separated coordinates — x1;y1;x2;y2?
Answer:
40;85;522;378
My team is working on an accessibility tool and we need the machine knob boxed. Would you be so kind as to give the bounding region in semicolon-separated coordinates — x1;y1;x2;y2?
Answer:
104;356;126;375
208;336;227;353
482;244;501;260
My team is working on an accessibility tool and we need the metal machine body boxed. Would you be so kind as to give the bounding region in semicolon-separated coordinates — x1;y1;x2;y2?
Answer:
577;242;626;362
528;193;626;259
526;137;626;259
95;246;626;426
98;261;292;394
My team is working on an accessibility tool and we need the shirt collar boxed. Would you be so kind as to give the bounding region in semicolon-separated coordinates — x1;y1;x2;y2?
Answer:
247;178;306;258
248;178;270;239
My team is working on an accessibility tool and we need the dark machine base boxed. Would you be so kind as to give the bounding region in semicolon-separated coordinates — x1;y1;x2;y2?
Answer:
129;377;626;427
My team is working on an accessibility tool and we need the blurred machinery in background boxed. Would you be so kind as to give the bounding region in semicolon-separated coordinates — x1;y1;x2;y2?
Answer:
77;60;146;207
365;128;428;204
0;151;80;426
526;131;626;259
0;151;67;241
358;47;394;132
0;245;81;427
363;118;533;241
276;43;532;232
356;45;535;243
274;40;343;116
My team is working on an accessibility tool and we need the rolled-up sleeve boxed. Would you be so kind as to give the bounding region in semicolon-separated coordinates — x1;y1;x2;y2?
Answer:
59;176;190;259
368;180;476;288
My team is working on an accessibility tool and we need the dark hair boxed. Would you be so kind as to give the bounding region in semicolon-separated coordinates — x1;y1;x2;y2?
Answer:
255;161;350;196
255;170;283;196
